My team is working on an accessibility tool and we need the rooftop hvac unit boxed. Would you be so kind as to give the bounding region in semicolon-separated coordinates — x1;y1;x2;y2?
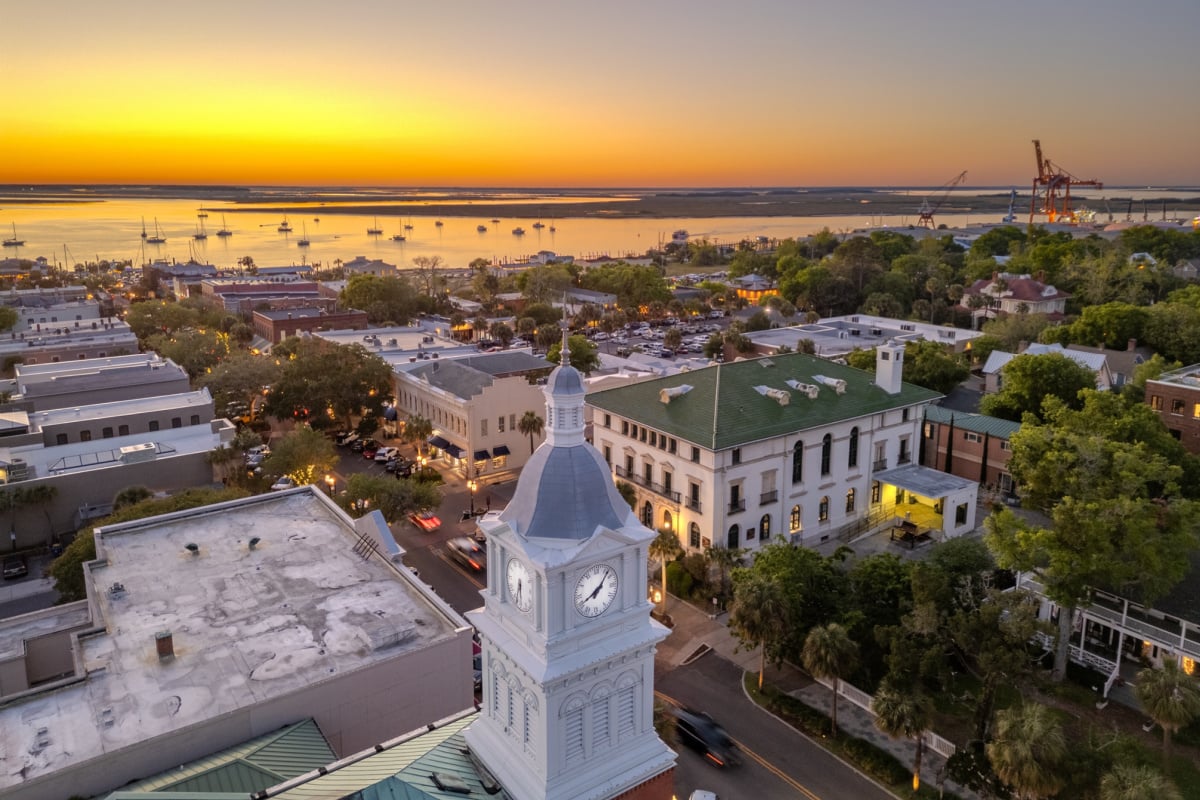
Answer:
756;386;790;406
812;375;847;395
659;384;694;404
119;442;158;464
785;379;820;399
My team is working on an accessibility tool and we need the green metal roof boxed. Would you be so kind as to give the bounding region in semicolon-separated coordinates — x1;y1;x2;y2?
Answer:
924;405;1021;440
110;718;334;796
274;711;489;800
587;352;941;451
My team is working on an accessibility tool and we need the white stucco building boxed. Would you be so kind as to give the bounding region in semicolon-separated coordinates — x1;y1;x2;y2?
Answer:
587;343;978;553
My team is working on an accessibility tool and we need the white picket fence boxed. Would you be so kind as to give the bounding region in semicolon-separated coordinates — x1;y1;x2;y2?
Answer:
814;676;957;758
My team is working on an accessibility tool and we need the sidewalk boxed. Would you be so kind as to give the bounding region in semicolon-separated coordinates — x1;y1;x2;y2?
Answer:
657;594;979;800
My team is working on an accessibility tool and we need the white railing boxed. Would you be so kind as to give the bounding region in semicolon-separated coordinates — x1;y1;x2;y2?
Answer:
814;676;957;757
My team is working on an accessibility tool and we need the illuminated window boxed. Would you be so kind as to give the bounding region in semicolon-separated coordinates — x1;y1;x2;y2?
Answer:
790;505;801;532
819;496;829;522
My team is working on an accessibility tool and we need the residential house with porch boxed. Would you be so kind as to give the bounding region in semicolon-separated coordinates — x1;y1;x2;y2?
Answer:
587;343;978;554
1019;559;1200;700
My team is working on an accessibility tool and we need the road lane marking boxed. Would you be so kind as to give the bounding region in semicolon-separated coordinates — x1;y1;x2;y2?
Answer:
655;692;822;800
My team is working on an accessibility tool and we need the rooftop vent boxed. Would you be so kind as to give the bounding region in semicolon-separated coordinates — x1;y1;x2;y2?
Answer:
184;542;199;555
753;385;790;406
155;630;175;661
659;384;694;404
759;359;775;368
812;374;847;394
785;379;820;399
248;536;261;550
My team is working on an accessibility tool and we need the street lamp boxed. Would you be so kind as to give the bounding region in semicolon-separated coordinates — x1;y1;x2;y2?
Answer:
467;478;478;517
324;474;335;495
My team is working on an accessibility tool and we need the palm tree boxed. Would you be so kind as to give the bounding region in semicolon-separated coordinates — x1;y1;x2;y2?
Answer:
403;414;433;457
802;624;858;738
728;574;786;690
703;545;743;605
1099;763;1182;800
985;703;1066;800
872;681;934;792
1135;659;1200;767
518;411;544;454
648;527;682;614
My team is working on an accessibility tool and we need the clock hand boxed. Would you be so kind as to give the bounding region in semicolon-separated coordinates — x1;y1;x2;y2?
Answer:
587;578;605;601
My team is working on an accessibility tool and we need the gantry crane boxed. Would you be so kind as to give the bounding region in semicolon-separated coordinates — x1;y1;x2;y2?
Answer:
1029;139;1102;224
916;170;968;228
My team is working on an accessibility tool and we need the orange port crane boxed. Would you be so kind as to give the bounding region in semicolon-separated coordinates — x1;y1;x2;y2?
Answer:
916;171;968;228
1029;139;1102;224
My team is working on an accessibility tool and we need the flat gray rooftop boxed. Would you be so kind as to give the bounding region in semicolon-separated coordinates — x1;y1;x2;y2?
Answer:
0;489;463;793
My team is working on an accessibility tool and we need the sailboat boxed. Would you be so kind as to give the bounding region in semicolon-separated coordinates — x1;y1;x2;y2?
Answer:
2;223;24;247
367;217;383;235
297;223;311;247
278;216;293;233
435;220;444;228
146;218;166;244
197;208;209;218
404;218;414;231
193;218;208;240
391;225;406;242
216;215;233;237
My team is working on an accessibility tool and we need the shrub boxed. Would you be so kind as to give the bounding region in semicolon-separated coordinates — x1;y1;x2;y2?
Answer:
839;737;911;785
665;561;693;597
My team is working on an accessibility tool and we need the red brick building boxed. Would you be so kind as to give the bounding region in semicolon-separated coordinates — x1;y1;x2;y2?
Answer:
921;405;1021;495
252;307;369;343
1145;364;1200;454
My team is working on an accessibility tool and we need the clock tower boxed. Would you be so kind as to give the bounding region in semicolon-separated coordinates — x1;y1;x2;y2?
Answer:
465;338;675;800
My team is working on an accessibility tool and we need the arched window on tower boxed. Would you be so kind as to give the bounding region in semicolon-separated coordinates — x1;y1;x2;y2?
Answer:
792;441;804;484
848;427;859;469
821;434;832;476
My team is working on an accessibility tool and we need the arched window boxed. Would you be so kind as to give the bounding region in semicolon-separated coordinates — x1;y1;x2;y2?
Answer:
819;496;829;522
759;514;771;539
641;501;653;527
791;441;804;484
689;522;701;549
727;525;739;549
821;434;832;476
845;488;856;513
662;510;673;532
848;427;859;469
790;505;801;532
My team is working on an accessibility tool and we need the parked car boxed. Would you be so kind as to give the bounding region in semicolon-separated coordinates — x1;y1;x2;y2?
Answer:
2;554;28;580
409;510;441;532
674;708;739;768
374;446;399;463
246;444;271;458
270;476;296;491
337;432;359;447
446;537;487;572
350;436;372;453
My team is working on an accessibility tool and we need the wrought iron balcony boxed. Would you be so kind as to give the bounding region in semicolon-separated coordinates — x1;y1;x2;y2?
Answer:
759;490;778;506
727;499;746;514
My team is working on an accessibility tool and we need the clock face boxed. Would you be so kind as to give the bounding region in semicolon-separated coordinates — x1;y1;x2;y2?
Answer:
506;558;533;613
574;563;618;618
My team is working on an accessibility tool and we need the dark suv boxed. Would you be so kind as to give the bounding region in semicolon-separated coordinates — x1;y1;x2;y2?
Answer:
674;707;739;768
446;537;487;573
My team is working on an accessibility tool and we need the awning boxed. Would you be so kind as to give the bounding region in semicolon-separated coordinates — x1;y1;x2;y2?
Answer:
428;435;450;450
492;445;511;457
473;450;490;461
445;443;464;458
874;464;976;498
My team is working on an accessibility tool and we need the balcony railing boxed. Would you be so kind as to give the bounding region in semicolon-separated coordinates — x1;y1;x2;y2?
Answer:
686;497;702;512
872;458;888;472
759;490;778;506
897;454;911;465
728;499;746;514
614;465;680;503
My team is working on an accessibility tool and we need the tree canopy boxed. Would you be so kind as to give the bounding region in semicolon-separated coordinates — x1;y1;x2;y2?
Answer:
266;337;394;429
338;274;420;324
980;352;1096;422
545;334;600;374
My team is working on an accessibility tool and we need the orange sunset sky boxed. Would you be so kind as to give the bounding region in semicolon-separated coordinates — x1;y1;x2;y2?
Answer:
4;0;1199;188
